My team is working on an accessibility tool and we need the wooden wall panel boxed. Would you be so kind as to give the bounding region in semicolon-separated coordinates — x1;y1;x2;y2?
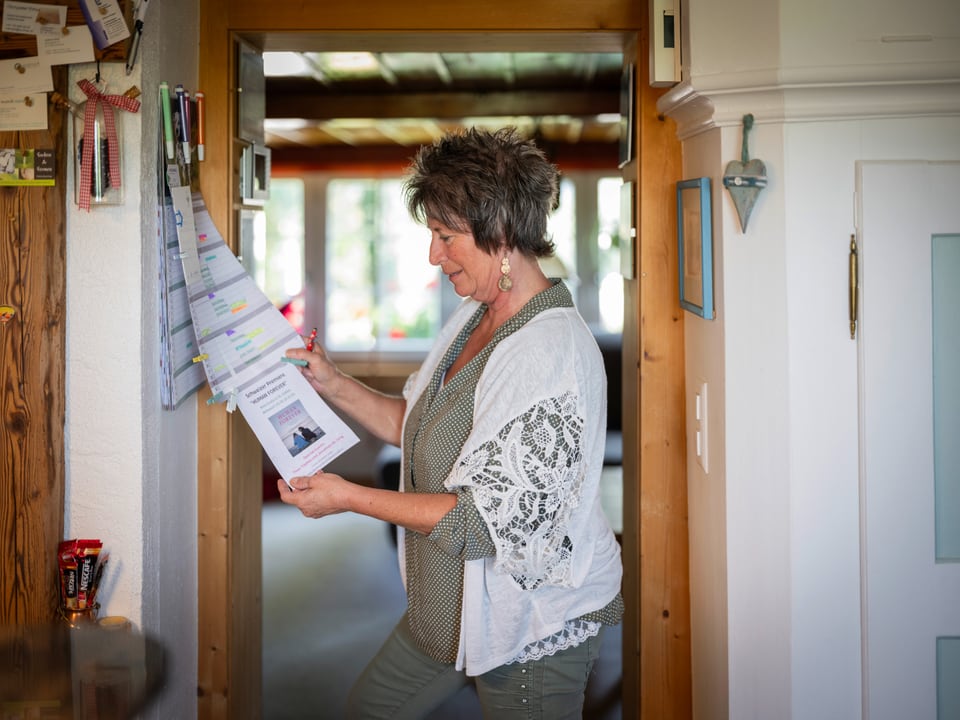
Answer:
0;66;68;625
197;0;263;716
620;27;692;719
633;26;693;720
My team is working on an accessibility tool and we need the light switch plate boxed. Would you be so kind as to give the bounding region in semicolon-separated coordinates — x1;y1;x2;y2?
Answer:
695;380;709;473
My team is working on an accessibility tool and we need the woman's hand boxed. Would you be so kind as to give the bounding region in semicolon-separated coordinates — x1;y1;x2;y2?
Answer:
285;338;406;446
277;472;351;518
285;342;343;399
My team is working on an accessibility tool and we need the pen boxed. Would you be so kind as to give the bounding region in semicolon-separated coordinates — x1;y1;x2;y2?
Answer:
126;0;150;75
281;357;308;367
175;84;191;165
125;21;142;75
195;91;205;161
306;327;317;351
182;89;192;164
159;82;174;160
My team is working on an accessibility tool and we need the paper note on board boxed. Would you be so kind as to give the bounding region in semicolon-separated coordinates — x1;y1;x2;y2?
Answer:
0;58;53;96
0;95;47;131
37;25;96;65
78;0;129;49
2;1;66;35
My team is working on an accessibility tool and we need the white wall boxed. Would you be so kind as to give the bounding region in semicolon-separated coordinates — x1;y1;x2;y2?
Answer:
665;0;960;718
65;0;199;717
65;57;147;623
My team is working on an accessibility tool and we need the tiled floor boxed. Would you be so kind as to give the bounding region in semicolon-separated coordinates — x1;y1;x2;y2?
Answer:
262;501;622;719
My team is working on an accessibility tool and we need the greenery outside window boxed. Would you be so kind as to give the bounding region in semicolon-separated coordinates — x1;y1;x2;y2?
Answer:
325;179;439;353
259;172;623;363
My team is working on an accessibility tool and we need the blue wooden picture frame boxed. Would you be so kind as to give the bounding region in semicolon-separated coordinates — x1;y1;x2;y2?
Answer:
677;177;714;319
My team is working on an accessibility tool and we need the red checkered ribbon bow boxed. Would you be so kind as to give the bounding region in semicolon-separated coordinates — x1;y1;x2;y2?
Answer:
77;79;141;211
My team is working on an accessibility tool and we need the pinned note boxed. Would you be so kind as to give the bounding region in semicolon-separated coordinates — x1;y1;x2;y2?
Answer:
78;0;129;49
2;1;66;35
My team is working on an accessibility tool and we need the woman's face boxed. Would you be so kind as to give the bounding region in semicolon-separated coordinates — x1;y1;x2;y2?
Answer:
427;216;501;303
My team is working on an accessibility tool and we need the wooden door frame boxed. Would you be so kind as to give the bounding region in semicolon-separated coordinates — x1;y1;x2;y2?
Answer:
197;2;688;718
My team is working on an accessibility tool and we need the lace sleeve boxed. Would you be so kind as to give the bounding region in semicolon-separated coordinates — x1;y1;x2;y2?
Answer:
450;390;585;590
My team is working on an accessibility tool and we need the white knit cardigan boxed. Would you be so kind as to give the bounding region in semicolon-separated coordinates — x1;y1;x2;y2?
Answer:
398;295;623;677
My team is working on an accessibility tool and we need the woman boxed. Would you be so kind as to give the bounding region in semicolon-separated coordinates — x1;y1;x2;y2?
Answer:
280;127;623;719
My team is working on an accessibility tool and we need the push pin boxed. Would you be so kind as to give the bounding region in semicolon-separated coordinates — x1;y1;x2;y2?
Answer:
192;353;209;363
24;96;33;107
226;391;238;413
62;26;70;35
14;63;25;74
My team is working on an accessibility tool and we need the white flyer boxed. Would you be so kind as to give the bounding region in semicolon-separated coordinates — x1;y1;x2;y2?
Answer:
169;187;359;481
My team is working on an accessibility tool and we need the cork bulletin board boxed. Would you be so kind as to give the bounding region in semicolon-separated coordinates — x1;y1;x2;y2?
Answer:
0;0;130;63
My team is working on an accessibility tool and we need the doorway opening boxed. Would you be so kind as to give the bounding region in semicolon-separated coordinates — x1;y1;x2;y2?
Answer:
245;32;630;720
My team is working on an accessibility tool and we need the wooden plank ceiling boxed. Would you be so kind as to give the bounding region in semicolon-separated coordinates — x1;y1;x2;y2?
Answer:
263;50;623;157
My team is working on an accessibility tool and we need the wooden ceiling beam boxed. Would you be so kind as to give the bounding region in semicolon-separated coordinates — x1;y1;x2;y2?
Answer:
266;89;619;120
269;140;619;172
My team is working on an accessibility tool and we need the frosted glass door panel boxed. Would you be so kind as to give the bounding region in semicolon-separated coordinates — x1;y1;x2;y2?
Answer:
933;234;960;562
938;637;960;720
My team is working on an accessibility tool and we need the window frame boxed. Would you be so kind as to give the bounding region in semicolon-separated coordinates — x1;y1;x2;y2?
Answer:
273;169;620;369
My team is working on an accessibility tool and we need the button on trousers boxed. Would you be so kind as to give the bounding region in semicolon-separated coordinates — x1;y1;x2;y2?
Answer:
345;614;604;719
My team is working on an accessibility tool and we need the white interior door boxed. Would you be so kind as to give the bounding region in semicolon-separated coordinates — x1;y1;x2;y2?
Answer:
858;161;960;720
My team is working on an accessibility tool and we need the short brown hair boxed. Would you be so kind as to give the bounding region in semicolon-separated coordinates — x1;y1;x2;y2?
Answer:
404;127;558;257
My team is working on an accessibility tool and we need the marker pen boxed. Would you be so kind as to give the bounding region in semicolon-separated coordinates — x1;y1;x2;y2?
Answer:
159;82;174;160
195;91;205;161
175;84;192;165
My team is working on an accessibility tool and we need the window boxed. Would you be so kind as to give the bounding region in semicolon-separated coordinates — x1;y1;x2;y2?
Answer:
258;177;305;306
259;172;623;359
325;179;439;353
596;176;625;333
547;174;624;334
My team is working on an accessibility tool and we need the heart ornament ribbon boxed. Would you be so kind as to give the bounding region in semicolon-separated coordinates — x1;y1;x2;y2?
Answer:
76;79;141;211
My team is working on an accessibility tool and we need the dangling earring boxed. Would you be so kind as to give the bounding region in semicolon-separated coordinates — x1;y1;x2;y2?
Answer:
498;255;513;291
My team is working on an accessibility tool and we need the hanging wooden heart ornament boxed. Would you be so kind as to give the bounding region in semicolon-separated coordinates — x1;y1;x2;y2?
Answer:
723;114;767;232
